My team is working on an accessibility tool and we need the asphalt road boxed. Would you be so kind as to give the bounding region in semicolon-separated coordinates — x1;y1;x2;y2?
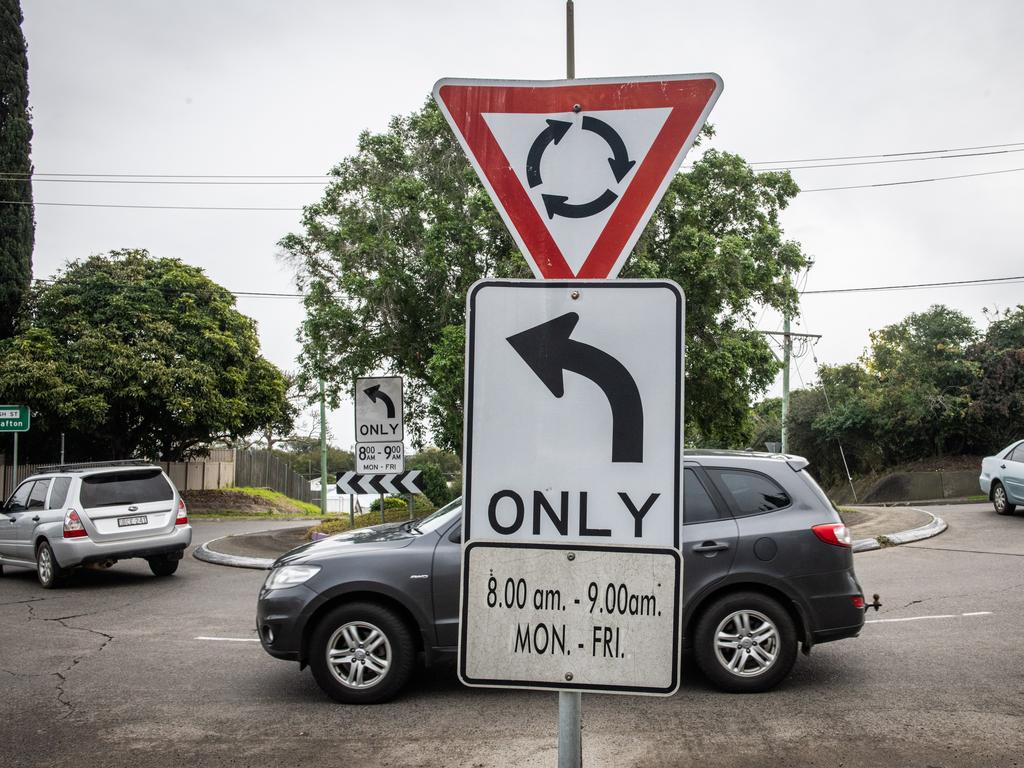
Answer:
1;506;1021;768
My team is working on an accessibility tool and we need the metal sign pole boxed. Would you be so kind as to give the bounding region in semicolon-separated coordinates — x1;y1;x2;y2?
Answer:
13;432;18;486
559;3;582;766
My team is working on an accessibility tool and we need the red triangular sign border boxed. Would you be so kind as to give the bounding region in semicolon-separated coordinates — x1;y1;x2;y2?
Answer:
433;74;723;279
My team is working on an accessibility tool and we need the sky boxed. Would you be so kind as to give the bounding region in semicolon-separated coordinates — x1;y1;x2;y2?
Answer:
18;0;1024;450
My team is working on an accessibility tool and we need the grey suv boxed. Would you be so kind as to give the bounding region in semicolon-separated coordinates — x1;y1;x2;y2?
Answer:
257;452;866;703
0;462;192;588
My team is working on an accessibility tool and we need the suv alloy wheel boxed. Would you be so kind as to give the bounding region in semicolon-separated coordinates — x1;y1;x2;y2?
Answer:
309;602;416;704
694;591;798;693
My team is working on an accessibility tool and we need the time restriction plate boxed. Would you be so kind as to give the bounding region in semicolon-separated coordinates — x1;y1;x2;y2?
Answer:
461;543;680;694
460;279;684;695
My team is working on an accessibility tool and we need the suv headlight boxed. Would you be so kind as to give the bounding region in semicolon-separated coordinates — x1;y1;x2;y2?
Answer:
264;565;321;590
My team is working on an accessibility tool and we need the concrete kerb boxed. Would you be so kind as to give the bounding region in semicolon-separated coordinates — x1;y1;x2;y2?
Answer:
852;508;947;553
193;541;274;570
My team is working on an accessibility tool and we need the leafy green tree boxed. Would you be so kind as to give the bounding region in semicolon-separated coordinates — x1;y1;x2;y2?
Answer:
969;305;1024;449
0;249;292;460
415;463;454;507
0;0;33;339
277;440;354;480
281;100;806;451
864;305;978;459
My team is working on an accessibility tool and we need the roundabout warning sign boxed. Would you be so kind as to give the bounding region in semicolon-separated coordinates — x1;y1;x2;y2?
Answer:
433;74;722;279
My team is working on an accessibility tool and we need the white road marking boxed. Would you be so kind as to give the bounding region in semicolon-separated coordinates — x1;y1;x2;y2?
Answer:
194;636;261;642
867;611;993;624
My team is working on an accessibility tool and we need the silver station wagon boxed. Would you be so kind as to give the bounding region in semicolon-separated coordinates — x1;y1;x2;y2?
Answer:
0;461;191;588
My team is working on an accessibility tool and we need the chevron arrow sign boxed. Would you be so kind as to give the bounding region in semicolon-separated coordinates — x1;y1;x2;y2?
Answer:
336;470;423;496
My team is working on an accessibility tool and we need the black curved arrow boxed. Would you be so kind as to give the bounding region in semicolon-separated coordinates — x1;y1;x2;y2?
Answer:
582;116;635;183
506;312;643;463
542;189;618;220
526;119;572;188
364;384;396;419
369;475;389;495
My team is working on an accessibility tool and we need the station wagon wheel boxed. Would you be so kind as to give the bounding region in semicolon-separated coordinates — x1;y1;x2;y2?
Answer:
36;541;66;589
309;602;415;704
694;591;797;693
992;483;1015;515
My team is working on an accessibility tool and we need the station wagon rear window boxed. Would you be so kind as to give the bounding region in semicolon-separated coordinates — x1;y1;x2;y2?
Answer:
80;470;173;508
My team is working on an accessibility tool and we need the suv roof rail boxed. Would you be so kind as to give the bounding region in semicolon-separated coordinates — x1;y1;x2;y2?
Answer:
35;459;158;473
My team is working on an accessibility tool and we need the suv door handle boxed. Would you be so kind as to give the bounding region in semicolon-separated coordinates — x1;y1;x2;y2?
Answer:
693;541;729;554
31;516;40;522
1001;464;1007;469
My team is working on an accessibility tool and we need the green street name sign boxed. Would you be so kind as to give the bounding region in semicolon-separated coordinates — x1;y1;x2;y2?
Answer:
0;405;30;432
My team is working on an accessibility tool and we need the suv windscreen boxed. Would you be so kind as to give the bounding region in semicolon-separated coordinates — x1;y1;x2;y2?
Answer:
417;497;463;533
708;468;791;515
80;470;173;508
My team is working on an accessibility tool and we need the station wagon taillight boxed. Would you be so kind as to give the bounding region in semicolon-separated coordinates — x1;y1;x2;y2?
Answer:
812;523;852;548
63;509;88;538
175;498;188;526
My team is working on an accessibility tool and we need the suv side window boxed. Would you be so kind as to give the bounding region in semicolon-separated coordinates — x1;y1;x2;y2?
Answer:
683;468;726;525
6;481;34;513
48;477;72;509
1010;444;1024;463
707;469;791;516
27;479;51;510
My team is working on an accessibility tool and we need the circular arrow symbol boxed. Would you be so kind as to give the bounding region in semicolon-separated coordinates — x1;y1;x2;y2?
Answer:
525;115;635;220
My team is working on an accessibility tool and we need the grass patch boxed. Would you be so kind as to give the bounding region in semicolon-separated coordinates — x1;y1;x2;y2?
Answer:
184;486;324;519
307;506;414;539
837;506;869;528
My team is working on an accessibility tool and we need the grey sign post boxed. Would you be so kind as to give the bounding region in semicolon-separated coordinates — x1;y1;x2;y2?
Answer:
0;405;31;492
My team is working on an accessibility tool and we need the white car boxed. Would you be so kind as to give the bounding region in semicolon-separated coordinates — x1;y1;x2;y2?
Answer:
979;440;1024;515
0;461;191;588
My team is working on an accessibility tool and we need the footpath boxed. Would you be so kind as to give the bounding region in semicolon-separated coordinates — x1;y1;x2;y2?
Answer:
193;503;949;570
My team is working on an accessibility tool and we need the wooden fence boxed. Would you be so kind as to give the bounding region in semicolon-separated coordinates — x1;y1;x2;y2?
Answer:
1;449;313;504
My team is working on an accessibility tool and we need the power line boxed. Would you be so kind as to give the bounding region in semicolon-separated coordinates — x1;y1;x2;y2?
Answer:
802;274;1024;295
0;200;302;211
800;166;1024;192
745;140;1024;166
6;162;1023;212
3;140;1024;182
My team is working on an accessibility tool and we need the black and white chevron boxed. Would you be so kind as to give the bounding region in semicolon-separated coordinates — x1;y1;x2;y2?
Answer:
336;470;423;496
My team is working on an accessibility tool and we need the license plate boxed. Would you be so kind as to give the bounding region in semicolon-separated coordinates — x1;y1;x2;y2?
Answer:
117;515;148;528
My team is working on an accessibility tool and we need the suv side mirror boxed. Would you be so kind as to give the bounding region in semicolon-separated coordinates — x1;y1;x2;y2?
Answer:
448;529;462;544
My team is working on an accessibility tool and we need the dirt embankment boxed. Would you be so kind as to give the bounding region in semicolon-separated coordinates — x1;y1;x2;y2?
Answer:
182;489;309;516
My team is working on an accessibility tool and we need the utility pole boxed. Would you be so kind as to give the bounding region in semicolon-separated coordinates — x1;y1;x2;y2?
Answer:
781;314;791;454
319;375;328;516
753;328;822;454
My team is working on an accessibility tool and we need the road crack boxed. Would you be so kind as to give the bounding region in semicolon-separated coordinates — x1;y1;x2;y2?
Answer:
23;602;117;717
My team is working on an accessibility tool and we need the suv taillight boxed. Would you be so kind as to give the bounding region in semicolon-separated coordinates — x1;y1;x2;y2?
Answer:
812;523;852;548
63;509;88;538
175;498;188;526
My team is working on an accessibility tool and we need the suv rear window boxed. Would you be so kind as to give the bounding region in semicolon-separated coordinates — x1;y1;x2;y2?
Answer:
708;469;790;515
80;470;173;508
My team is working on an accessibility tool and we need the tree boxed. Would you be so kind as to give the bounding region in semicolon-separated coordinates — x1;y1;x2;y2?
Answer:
0;0;33;338
968;305;1024;450
0;249;292;461
281;99;806;451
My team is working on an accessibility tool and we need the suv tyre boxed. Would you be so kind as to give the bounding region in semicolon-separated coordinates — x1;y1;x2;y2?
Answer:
36;541;66;589
309;602;415;705
694;591;797;693
992;482;1015;515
